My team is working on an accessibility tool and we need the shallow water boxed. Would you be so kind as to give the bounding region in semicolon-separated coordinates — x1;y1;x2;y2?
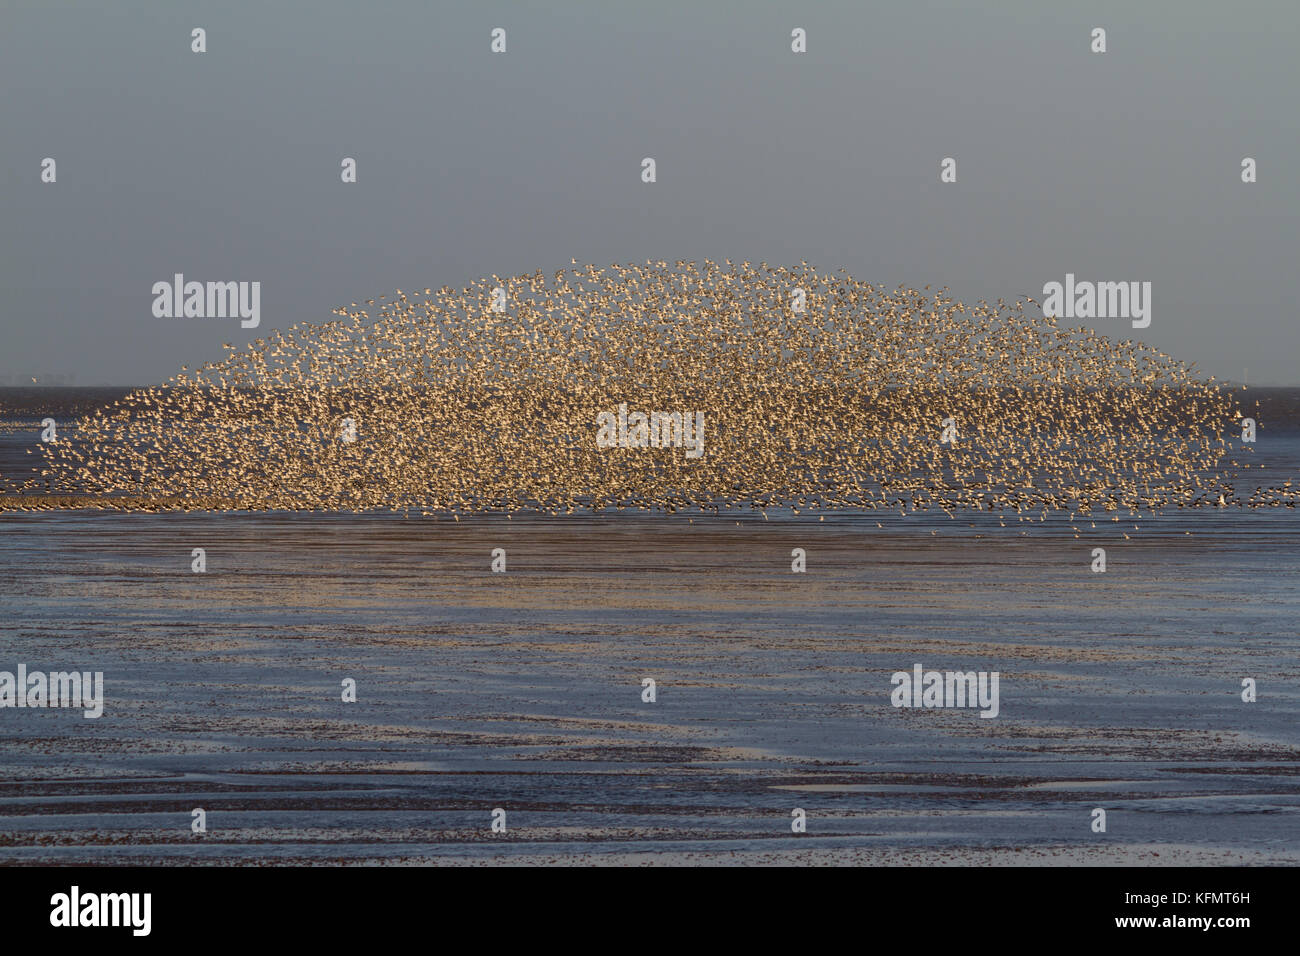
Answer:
1;509;1297;864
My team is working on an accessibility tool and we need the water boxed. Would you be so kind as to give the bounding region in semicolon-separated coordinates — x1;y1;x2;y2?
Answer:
1;389;1297;864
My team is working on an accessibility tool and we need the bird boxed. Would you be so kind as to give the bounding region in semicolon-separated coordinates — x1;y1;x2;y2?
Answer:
10;260;1277;526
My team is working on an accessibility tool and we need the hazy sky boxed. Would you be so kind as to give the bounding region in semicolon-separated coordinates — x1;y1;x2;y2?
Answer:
2;0;1296;384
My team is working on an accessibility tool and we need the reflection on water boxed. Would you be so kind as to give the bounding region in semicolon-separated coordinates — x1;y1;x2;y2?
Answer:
0;508;1297;863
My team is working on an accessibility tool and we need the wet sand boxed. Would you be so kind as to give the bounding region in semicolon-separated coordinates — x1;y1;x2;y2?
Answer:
1;513;1297;864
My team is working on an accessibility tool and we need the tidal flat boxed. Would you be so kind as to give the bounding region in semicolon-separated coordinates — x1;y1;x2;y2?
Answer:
1;511;1296;865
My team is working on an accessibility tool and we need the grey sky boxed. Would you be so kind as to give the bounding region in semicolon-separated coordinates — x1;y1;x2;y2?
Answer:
2;0;1296;384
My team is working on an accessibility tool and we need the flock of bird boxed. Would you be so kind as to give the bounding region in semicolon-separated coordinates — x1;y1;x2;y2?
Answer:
10;259;1295;519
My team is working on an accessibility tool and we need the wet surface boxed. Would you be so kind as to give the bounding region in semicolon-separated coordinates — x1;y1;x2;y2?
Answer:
1;513;1297;864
